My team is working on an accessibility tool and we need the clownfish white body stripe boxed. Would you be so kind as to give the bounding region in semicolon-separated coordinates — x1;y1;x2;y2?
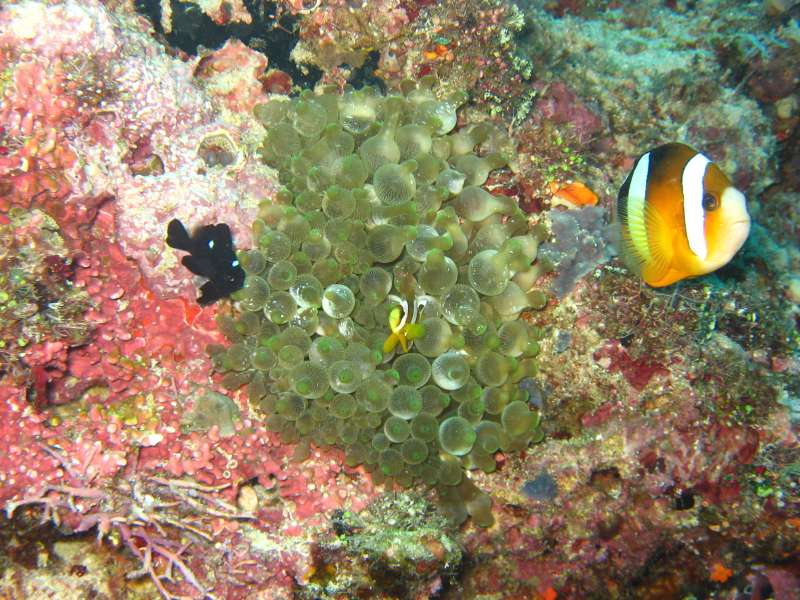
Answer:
615;143;751;287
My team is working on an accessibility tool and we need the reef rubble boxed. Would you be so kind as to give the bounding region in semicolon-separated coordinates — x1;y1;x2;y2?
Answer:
0;0;798;599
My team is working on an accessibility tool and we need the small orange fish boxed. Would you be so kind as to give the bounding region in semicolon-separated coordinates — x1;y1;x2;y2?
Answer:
615;143;750;287
550;180;598;208
709;562;733;583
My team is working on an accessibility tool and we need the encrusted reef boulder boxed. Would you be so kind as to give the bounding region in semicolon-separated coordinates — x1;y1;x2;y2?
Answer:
299;493;462;599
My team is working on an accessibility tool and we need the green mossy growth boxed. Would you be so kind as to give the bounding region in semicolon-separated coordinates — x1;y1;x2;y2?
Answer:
181;391;240;437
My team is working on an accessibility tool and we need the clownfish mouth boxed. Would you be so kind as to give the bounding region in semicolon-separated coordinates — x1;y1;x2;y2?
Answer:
706;218;750;269
727;219;751;236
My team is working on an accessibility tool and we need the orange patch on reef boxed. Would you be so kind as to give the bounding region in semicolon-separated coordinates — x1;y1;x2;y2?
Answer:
180;297;203;327
709;562;733;583
539;587;557;600
550;180;598;208
424;44;451;62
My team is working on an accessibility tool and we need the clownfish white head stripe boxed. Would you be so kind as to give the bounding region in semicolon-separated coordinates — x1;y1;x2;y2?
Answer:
615;142;751;287
682;152;712;260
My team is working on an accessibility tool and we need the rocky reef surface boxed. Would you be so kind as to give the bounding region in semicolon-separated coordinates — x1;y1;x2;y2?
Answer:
0;0;798;598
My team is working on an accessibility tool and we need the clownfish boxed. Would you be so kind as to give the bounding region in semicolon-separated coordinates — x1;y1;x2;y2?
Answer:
383;294;430;353
615;143;751;287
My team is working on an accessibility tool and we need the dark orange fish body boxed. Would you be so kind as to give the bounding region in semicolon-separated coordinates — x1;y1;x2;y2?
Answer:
615;143;751;287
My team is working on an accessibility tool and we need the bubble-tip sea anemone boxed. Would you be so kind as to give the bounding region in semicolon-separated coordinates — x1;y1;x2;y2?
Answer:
213;79;551;526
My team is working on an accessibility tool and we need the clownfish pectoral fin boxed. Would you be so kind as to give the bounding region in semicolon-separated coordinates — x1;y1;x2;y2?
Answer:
641;200;676;286
404;323;425;343
617;171;650;278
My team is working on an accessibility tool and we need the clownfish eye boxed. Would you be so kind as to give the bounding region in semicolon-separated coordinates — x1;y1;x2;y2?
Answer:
702;192;719;211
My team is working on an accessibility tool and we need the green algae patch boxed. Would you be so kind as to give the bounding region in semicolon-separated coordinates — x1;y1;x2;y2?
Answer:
181;390;240;437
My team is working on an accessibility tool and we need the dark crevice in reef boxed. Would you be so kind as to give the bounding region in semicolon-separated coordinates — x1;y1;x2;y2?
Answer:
0;510;88;574
345;50;387;92
133;0;321;89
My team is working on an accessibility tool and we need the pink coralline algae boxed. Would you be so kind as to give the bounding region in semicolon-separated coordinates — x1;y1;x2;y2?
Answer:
0;53;77;212
160;0;254;31
0;1;378;597
0;142;375;598
194;39;271;115
0;208;92;406
531;81;604;145
638;423;760;505
593;340;671;392
1;0;279;302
